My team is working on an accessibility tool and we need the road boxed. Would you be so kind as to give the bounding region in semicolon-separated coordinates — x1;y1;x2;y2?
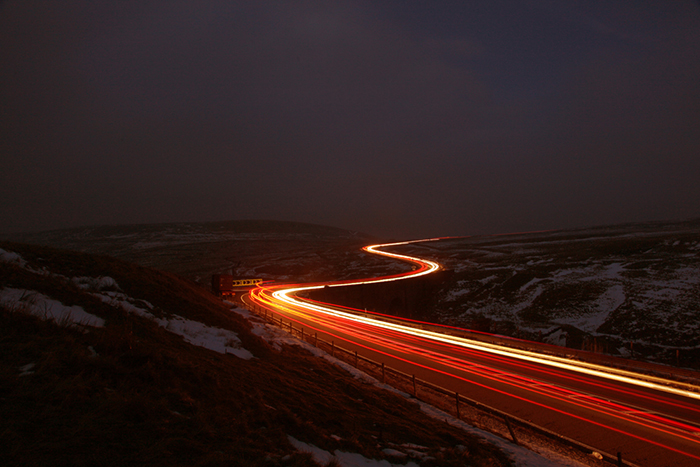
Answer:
247;238;700;466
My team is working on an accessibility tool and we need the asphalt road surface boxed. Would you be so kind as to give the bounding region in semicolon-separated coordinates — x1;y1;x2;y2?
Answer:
247;239;700;466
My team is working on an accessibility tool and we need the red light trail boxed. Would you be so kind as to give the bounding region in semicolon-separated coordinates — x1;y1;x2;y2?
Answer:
247;238;700;466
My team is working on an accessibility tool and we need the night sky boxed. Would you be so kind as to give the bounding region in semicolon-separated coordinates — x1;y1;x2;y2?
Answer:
2;1;699;239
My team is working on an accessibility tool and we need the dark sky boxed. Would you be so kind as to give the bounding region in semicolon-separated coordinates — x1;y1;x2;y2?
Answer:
2;1;699;239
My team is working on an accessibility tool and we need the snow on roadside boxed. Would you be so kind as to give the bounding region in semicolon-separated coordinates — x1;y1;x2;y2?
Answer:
0;287;105;328
288;436;421;467
159;314;253;359
230;305;294;351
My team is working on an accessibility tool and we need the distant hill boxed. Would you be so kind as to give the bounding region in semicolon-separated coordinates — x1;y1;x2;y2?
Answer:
0;241;513;467
2;220;398;285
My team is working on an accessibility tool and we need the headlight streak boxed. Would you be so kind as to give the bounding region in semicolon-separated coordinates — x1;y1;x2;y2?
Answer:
248;238;700;461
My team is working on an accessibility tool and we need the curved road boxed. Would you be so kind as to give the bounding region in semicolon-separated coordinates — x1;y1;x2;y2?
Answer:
247;238;700;466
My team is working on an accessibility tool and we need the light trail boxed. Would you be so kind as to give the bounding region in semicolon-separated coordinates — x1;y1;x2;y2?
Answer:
251;285;700;461
248;237;700;464
254;285;700;440
261;239;700;401
293;299;700;427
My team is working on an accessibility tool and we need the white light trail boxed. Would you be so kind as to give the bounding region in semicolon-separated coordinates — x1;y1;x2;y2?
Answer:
262;238;700;402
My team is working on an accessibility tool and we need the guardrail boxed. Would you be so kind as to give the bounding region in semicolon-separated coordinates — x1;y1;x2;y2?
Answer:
242;301;640;467
336;308;700;389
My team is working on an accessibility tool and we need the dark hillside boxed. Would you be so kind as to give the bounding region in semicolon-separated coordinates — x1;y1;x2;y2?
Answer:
3;220;400;285
0;242;512;467
391;220;700;366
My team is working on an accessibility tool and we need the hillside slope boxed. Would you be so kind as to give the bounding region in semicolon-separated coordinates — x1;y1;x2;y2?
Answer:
8;218;699;369
9;218;699;368
0;241;514;467
3;220;406;285
395;219;700;367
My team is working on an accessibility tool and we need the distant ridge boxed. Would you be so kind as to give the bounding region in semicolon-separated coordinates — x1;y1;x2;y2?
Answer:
1;219;382;287
4;219;370;244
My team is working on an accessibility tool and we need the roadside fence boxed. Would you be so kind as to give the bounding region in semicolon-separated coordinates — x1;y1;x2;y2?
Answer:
243;301;640;467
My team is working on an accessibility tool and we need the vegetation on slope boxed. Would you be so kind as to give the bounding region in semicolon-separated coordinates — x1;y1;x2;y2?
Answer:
395;220;700;367
0;241;511;467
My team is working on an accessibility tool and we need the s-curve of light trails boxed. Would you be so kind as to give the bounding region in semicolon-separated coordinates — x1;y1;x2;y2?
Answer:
247;238;700;466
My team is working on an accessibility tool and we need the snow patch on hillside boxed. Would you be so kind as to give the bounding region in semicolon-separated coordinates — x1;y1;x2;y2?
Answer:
0;248;253;359
436;231;700;349
554;285;625;333
0;248;27;267
520;278;544;292
0;287;105;328
72;276;120;291
95;290;253;359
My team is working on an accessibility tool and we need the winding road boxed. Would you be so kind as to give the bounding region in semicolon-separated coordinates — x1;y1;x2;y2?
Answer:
246;238;700;466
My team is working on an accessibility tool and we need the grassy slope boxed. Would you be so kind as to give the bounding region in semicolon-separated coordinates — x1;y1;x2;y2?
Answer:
0;241;511;467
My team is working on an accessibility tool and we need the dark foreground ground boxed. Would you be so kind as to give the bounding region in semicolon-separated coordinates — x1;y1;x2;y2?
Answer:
0;240;514;467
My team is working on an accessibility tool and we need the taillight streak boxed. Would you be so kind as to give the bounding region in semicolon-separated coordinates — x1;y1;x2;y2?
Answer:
247;238;700;460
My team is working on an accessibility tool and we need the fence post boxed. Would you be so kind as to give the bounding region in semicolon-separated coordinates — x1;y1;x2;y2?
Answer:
504;416;518;445
455;392;460;419
331;341;335;357
354;350;358;367
617;452;622;467
315;333;318;347
412;375;416;397
301;327;304;342
289;321;293;334
381;363;385;383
